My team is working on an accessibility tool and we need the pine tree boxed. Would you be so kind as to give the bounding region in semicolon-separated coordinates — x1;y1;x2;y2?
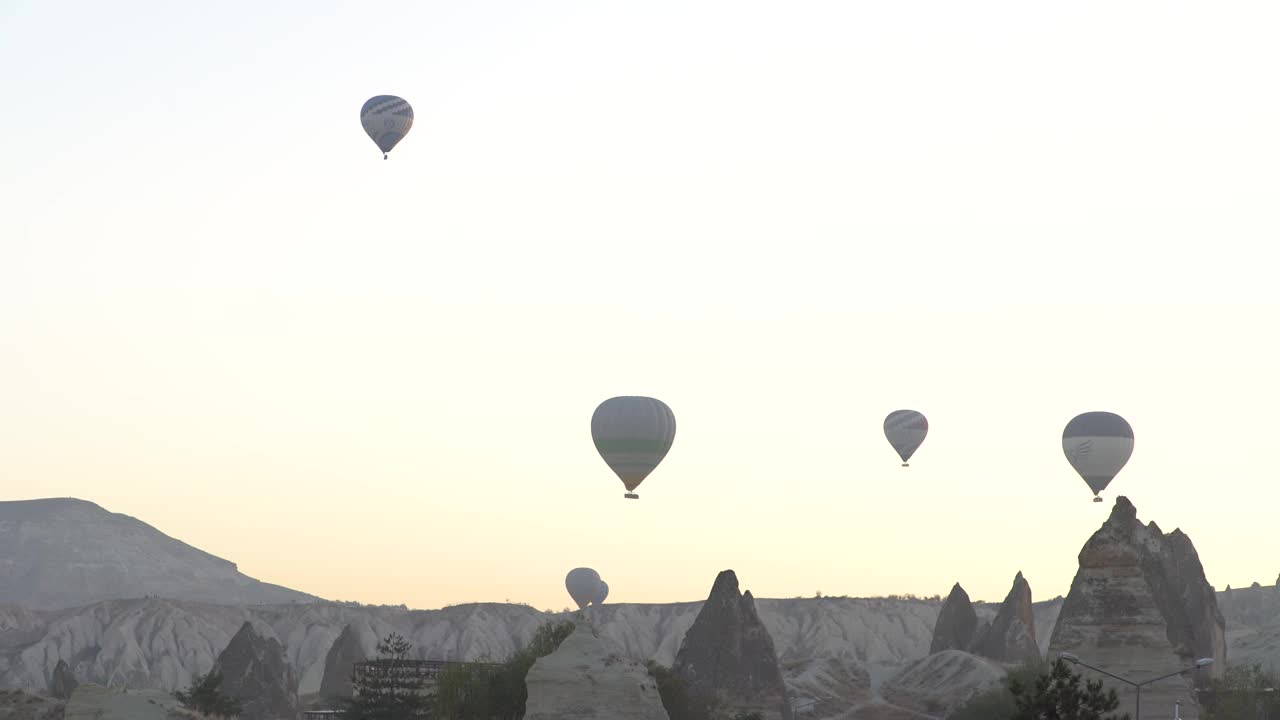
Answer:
339;632;431;720
1010;659;1130;720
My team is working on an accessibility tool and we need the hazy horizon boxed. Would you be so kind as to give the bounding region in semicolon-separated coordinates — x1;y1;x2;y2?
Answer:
3;1;1279;612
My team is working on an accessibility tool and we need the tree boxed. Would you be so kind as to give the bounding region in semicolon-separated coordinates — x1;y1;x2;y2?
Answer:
1202;663;1280;720
1009;659;1129;720
338;632;431;720
174;671;242;718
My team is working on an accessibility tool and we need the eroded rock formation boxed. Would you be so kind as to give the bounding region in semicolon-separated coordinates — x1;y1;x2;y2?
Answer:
971;572;1040;664
523;623;669;720
319;623;367;702
1048;496;1225;719
673;570;792;720
929;583;979;654
210;621;299;720
49;659;78;700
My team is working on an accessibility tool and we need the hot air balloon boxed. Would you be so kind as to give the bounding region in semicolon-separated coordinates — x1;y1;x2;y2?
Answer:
1063;411;1134;503
591;396;676;499
884;410;928;467
594;580;609;606
360;95;414;159
565;568;601;610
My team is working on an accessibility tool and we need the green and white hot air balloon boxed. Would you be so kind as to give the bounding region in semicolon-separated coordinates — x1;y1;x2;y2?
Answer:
884;410;928;467
1063;411;1134;503
360;95;414;159
591;396;676;499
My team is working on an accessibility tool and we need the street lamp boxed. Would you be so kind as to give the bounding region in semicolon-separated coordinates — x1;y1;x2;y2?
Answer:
1057;653;1214;719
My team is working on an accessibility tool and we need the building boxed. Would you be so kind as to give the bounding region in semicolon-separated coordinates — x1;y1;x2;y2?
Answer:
352;658;504;698
352;659;453;698
306;658;502;717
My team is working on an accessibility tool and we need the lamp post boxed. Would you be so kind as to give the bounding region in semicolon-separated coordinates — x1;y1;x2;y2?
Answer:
1057;653;1214;720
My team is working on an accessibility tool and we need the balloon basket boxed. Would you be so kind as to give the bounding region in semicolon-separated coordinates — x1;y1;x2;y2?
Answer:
901;463;909;467
624;493;639;500
1093;496;1103;503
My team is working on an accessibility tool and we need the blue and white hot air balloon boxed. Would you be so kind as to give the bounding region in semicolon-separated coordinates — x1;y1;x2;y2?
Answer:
1063;411;1134;503
360;95;414;159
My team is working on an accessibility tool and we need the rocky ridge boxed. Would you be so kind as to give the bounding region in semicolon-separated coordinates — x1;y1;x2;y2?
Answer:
0;498;316;609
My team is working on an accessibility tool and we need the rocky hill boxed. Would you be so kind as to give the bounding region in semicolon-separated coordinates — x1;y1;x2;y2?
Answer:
0;498;317;609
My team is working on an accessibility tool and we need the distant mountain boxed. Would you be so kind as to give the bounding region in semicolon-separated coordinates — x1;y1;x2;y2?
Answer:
0;498;318;609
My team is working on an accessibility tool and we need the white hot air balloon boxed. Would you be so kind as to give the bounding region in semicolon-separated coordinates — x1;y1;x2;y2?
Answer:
884;410;928;467
360;95;414;159
591;396;676;499
565;568;601;610
1063;411;1134;503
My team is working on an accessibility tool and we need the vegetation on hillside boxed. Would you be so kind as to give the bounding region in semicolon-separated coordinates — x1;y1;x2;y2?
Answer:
431;619;576;720
949;659;1129;720
1201;663;1280;720
174;671;242;719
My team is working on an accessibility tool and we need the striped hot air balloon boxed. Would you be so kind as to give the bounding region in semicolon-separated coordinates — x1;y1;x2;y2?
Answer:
591;396;676;500
360;95;414;159
884;410;928;467
1063;411;1134;502
565;567;601;610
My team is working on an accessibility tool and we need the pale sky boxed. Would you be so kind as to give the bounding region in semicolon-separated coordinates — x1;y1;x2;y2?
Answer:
2;1;1279;611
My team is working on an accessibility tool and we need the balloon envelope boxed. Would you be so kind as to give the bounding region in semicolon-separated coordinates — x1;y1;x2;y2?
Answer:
1063;411;1134;497
591;397;676;493
884;410;928;464
360;95;414;156
594;580;609;606
565;568;601;610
